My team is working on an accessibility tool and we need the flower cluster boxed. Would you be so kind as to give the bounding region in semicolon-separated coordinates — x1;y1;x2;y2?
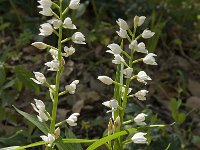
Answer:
98;16;157;145
30;0;84;147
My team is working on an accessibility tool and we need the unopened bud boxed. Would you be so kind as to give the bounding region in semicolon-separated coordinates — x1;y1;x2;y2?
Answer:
108;118;114;134
32;42;47;50
134;16;139;28
55;127;60;139
114;116;121;131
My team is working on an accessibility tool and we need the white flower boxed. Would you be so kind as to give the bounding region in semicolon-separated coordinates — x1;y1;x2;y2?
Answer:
69;0;80;9
112;54;125;64
102;99;118;113
136;42;148;53
97;76;113;85
116;18;129;30
66;113;80;126
62;46;75;57
134;16;146;27
63;17;77;29
45;60;59;71
65;80;79;94
143;53;157;65
37;111;49;122
49;19;62;29
31;72;46;84
123;67;133;78
32;42;47;50
40;133;55;147
106;43;122;55
116;28;127;38
135;90;149;101
49;49;58;59
72;32;86;44
38;7;52;16
39;23;53;36
31;99;49;122
137;71;151;85
129;40;138;50
38;0;52;7
134;113;148;126
37;0;52;16
131;132;148;144
142;29;155;39
122;87;132;95
55;127;60;139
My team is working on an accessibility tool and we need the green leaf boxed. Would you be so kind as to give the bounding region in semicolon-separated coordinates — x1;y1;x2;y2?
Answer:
62;139;97;143
177;112;186;124
0;146;20;150
13;106;49;134
87;128;137;150
14;66;39;92
15;141;44;150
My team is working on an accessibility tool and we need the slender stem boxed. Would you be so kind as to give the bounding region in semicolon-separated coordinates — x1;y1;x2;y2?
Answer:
52;2;60;9
62;7;69;16
45;82;55;92
121;51;131;59
135;34;142;40
47;45;58;51
123;119;134;125
126;34;132;43
127;94;135;98
61;37;71;44
55;120;66;127
58;90;68;96
53;30;59;37
132;58;143;64
50;0;63;134
51;10;59;19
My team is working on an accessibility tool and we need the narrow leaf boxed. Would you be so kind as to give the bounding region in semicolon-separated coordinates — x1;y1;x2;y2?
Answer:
15;141;44;150
87;128;137;150
13;106;49;134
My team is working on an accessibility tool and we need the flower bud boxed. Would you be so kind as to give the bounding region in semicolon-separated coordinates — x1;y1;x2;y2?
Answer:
135;90;149;101
63;46;75;57
102;99;118;109
137;71;151;85
114;116;121;131
112;54;125;65
32;42;47;50
39;23;53;36
136;42;148;53
123;67;133;78
116;18;129;30
66;113;80;126
143;53;157;65
97;76;113;85
129;40;138;50
31;72;46;84
134;16;139;27
131;132;148;144
55;127;60;139
142;29;155;39
40;133;55;147
69;0;80;9
72;32;86;44
63;17;77;29
108;119;114;134
116;28;127;38
134;113;147;126
106;43;122;55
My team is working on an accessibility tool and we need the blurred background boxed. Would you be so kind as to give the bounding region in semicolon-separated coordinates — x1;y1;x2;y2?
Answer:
0;0;200;149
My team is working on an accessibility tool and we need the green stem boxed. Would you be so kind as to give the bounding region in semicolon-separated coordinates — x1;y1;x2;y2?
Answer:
61;37;71;44
62;7;69;16
58;90;68;96
132;58;143;64
50;0;63;134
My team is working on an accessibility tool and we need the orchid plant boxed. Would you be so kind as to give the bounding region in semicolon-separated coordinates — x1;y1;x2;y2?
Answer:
1;1;167;150
95;17;161;149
